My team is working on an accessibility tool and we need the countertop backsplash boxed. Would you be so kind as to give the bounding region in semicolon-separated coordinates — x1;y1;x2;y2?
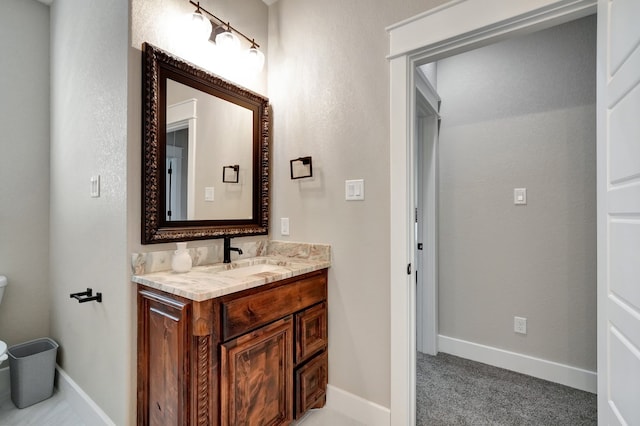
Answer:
131;240;330;275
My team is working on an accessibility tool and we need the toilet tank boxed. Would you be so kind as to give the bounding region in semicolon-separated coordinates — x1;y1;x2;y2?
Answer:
0;276;7;305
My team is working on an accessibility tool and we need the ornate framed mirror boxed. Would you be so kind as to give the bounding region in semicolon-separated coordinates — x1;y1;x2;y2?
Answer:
141;42;269;244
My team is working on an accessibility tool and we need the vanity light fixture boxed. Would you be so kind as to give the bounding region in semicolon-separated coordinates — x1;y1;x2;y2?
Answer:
290;157;313;179
223;165;240;183
188;1;265;72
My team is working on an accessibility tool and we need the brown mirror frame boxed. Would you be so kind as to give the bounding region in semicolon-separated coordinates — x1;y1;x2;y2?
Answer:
141;42;270;244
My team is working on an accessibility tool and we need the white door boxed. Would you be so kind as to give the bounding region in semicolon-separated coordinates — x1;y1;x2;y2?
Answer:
597;0;640;424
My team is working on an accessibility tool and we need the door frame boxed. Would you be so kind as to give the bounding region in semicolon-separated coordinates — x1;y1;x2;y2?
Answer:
387;1;597;424
414;70;440;356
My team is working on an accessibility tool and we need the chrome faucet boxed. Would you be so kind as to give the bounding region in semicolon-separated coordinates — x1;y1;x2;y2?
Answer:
223;237;243;263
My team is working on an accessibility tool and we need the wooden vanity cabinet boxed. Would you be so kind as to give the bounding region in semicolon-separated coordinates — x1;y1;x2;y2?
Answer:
137;269;328;426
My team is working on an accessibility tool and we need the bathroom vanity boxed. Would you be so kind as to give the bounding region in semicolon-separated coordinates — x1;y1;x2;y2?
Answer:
133;250;330;425
136;42;328;425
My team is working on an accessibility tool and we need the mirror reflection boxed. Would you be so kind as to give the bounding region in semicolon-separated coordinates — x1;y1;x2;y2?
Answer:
165;79;253;221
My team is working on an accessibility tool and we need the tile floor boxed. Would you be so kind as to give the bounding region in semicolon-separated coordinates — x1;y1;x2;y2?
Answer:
0;392;358;426
0;390;85;426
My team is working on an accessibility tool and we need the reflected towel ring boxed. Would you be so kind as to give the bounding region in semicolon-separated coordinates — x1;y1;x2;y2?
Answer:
223;165;240;183
290;157;313;179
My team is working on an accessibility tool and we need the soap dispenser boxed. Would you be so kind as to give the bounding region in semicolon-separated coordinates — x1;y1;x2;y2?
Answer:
172;242;192;273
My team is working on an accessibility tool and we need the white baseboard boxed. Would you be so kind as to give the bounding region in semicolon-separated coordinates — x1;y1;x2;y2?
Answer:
437;335;597;393
55;365;115;426
0;366;9;401
325;384;390;426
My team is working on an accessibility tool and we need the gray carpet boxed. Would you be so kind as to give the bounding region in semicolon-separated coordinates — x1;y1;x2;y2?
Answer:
416;352;597;425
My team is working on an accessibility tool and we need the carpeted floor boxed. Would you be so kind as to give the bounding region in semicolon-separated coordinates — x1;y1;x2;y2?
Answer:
416;352;597;425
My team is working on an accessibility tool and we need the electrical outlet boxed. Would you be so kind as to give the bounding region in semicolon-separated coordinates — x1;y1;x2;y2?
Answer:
514;316;527;334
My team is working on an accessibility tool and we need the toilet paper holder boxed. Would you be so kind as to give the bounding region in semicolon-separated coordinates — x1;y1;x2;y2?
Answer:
69;288;102;303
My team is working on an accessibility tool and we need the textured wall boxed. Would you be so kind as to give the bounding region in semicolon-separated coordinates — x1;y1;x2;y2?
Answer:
437;16;597;370
50;0;131;423
268;0;448;408
0;0;50;352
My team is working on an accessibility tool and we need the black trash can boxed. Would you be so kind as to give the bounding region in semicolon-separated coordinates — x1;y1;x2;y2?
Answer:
8;337;59;408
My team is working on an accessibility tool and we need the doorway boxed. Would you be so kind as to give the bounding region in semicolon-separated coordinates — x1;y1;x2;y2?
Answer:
413;14;598;423
388;2;599;425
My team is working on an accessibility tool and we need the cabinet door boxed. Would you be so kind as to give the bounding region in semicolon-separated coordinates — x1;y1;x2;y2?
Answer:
138;290;190;426
295;302;327;364
221;317;293;426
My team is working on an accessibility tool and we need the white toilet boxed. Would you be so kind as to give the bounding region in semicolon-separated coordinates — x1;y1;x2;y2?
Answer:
0;275;7;363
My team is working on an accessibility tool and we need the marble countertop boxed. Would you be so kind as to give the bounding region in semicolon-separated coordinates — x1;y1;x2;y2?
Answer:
132;255;330;302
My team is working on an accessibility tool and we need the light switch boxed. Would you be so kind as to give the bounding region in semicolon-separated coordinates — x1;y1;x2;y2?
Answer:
90;175;100;198
281;217;290;236
345;179;365;201
514;188;527;205
205;187;215;201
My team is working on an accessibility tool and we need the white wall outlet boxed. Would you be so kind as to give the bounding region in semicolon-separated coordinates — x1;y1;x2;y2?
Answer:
281;217;290;236
90;175;100;198
345;179;365;201
205;187;214;202
514;316;527;334
514;188;527;205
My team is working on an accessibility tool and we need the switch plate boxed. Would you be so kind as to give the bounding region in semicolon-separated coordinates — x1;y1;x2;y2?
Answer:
514;188;527;205
280;218;290;236
205;187;215;202
514;316;527;334
90;175;100;198
345;179;365;201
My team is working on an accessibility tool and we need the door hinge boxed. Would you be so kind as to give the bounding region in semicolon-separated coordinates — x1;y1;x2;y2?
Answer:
415;208;418;223
407;263;412;275
417;243;423;250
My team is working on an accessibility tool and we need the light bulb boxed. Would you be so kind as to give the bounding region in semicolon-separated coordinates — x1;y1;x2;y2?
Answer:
191;11;212;42
215;31;241;55
245;46;265;74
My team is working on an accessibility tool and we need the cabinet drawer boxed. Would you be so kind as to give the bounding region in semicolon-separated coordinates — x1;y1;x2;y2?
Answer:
221;272;327;341
296;302;327;363
295;352;328;419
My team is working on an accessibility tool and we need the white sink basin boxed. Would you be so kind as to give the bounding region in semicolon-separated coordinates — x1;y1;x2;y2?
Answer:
218;263;284;278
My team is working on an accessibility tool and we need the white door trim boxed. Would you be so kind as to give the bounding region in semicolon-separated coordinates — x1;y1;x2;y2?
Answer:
388;1;597;424
414;74;439;356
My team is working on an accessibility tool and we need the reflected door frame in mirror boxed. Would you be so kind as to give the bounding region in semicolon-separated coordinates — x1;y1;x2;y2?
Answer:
142;42;270;244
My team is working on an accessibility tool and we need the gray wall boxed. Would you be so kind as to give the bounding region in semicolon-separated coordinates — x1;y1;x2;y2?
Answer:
437;16;597;370
50;0;131;423
0;0;50;354
268;0;448;408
